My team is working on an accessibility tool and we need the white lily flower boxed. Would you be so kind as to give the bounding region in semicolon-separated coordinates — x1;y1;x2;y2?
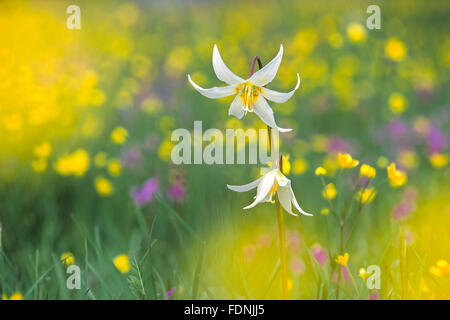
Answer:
188;44;300;133
227;155;312;216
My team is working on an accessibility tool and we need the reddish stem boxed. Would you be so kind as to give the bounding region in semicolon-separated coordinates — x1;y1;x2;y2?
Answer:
249;56;263;78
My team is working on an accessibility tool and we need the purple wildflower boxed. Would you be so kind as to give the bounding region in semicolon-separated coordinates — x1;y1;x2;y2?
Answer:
427;125;447;155
312;244;328;267
369;290;379;300
131;177;159;206
121;147;142;169
167;180;185;203
167;287;175;299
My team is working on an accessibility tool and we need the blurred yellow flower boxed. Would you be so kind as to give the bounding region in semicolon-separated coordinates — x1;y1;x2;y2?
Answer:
61;252;75;266
430;259;450;277
429;153;448;168
32;158;47;173
389;93;408;114
107;159;122;177
33;142;52;158
335;253;349;266
323;183;337;200
158;140;174;162
385;38;407;61
281;155;291;175
357;187;376;203
377;156;389;168
360;164;376;178
95;176;114;196
387;162;407;187
328;32;343;48
323;155;339;176
113;254;130;274
359;268;371;281
397;150;418;170
165;46;192;77
94;152;108;168
110;126;128;145
346;23;366;43
54;149;90;177
141;97;162;115
320;208;329;215
2;292;23;300
337;152;359;169
419;278;429;293
292;159;308;175
315;166;326;176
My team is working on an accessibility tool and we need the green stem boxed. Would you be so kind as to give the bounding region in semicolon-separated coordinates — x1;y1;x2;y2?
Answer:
276;195;288;300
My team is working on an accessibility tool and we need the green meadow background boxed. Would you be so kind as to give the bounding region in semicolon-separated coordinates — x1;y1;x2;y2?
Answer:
0;0;449;300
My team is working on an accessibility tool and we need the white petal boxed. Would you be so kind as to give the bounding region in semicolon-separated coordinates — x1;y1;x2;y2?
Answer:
253;95;292;133
244;171;276;209
249;44;283;86
275;171;290;187
228;91;244;119
188;74;237;99
277;185;297;216
212;44;244;85
288;185;313;216
227;176;262;193
262;73;300;103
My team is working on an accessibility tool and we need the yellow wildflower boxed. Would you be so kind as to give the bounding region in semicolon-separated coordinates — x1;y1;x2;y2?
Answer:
346;23;366;43
315;166;326;176
61;252;75;266
389;93;407;114
292;159;308;175
357;187;376;203
110;126;128;144
54;149;90;177
2;292;23;300
335;253;349;266
360;164;376;178
158;140;174;162
113;254;130;274
95;176;114;196
387;162;407;187
323;183;337;200
33;142;52;158
337;152;359;169
377;156;389;168
429;266;441;277
94;152;108;168
107;159;122;177
430;259;450;276
320;208;329;215
359;268;371;281
281;155;291;175
385;38;407;61
397;150;418;170
429;153;448;168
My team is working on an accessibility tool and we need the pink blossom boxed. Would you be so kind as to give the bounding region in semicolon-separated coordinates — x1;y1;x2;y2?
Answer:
312;244;328;267
131;177;159;206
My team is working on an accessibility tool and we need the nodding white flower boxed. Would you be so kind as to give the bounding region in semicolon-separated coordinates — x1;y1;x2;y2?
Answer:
188;44;300;133
227;155;312;216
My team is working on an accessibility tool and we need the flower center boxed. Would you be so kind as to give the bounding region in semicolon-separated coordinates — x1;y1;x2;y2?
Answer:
237;82;261;113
